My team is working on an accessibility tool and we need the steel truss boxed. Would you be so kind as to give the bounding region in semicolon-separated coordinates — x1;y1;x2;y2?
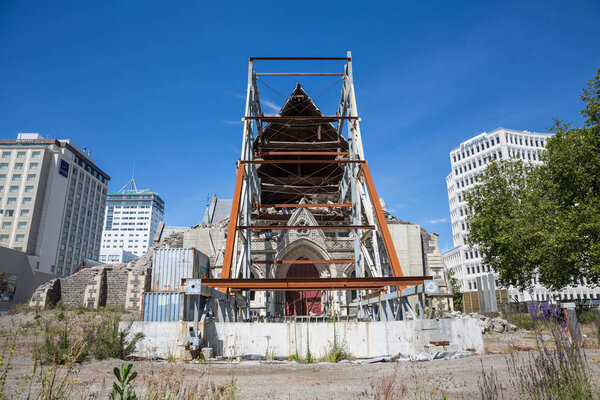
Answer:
219;52;430;320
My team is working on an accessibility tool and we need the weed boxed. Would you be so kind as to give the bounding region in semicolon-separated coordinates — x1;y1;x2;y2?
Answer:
111;362;138;400
577;309;599;325
28;337;87;399
289;350;300;362
0;335;16;400
40;317;88;365
305;321;313;364
480;302;594;400
86;312;144;360
503;312;533;330
362;365;407;400
477;360;504;400
324;316;352;362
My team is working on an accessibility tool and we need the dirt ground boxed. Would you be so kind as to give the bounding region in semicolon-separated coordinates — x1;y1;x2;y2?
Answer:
1;310;599;399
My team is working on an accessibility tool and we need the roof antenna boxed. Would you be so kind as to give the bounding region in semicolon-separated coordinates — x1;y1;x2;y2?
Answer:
119;161;138;192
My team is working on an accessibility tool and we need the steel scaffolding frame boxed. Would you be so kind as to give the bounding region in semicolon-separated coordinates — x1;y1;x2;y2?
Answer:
219;52;430;320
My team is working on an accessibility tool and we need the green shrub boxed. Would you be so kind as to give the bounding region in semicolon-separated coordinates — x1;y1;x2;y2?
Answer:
576;310;598;325
40;319;88;365
503;312;533;330
86;313;144;360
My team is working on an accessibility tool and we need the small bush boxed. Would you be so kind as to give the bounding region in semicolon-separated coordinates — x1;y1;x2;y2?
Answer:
577;310;598;325
289;351;300;362
503;312;533;330
324;337;352;363
86;313;144;360
40;319;88;365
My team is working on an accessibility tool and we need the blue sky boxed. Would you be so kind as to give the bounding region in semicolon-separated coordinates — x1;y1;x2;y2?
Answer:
1;1;599;252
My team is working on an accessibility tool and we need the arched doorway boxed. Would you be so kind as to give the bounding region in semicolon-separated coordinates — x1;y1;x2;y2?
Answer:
285;259;322;316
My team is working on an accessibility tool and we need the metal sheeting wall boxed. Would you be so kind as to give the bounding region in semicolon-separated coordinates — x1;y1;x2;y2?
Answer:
143;292;183;322
151;248;208;291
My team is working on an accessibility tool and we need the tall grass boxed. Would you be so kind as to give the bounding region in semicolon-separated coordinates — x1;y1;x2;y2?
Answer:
480;302;595;400
85;312;144;360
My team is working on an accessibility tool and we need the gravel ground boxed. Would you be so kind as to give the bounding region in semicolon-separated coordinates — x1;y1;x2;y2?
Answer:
1;310;599;399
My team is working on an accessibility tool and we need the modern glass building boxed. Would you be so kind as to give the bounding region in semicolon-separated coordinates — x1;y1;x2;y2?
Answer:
99;181;164;263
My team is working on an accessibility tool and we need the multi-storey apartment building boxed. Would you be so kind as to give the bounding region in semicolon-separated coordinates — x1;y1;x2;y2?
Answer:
99;182;164;263
443;128;600;306
0;133;109;275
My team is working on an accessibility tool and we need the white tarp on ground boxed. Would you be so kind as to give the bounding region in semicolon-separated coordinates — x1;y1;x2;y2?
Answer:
351;350;473;363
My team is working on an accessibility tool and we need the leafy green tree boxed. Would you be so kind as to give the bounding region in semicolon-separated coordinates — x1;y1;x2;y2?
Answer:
447;268;464;310
465;68;600;291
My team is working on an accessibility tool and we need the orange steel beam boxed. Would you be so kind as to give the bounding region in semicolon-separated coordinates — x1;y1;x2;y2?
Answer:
256;72;345;76
254;151;349;156
252;259;354;265
240;160;364;164
249;57;350;61
244;116;358;122
362;162;404;278
202;277;431;291
253;203;352;208
238;225;374;230
220;165;246;282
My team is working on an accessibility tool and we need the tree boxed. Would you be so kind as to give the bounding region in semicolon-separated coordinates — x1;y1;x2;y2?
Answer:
465;68;600;291
447;268;463;310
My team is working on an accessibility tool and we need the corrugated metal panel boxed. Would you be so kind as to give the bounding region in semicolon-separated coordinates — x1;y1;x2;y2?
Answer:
142;292;183;321
152;248;209;291
198;251;210;278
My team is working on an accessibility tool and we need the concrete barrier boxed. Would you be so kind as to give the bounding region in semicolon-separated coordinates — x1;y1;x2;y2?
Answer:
122;317;483;360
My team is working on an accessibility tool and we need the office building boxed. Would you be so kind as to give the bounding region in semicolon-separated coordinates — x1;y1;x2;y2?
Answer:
99;177;164;263
0;133;110;276
443;128;600;306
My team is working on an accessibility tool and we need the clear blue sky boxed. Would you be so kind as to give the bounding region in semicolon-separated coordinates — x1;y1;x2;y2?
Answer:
1;1;599;252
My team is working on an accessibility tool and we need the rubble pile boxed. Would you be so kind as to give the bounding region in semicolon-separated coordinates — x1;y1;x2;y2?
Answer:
157;231;184;248
442;311;518;334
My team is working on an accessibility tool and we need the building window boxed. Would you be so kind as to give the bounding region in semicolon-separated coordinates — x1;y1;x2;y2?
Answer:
0;175;5;181
0;235;8;242
9;186;18;193
15;234;25;242
65;268;70;275
0;163;7;170
14;163;23;170
35;261;40;270
1;152;10;159
50;264;55;272
27;174;36;181
5;210;13;217
22;198;32;205
11;174;21;181
57;266;63;274
32;151;40;158
7;198;16;205
17;222;27;229
29;162;38;169
24;186;34;193
16;152;25;158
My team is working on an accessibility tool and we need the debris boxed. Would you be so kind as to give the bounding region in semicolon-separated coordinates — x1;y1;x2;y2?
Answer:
441;311;518;334
352;350;473;364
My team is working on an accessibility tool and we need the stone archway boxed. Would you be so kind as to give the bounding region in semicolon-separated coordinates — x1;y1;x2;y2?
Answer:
268;238;331;316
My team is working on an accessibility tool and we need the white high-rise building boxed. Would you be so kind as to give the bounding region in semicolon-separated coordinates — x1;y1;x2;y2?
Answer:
99;177;164;263
443;128;600;305
0;133;109;275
